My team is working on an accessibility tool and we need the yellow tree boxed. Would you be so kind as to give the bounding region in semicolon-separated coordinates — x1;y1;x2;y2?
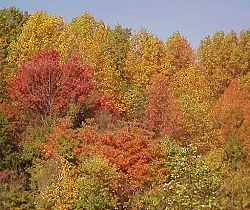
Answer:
125;29;166;89
165;31;195;76
171;64;222;152
198;30;250;100
98;25;131;111
59;12;109;66
233;30;250;77
59;14;132;112
8;11;64;66
123;30;166;119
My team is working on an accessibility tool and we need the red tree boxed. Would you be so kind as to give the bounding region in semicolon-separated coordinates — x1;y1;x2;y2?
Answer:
143;74;187;142
8;49;94;122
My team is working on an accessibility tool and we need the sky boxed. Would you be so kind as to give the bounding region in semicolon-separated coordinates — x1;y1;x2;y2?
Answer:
1;0;249;48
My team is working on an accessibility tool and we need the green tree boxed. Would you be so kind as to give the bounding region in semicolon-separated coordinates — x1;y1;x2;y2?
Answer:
0;110;13;169
133;139;223;210
0;7;27;101
0;7;27;64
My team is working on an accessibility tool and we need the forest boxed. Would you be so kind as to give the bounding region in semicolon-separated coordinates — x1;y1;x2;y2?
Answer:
0;7;250;210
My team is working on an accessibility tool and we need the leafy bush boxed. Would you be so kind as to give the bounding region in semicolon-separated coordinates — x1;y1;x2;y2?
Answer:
0;110;15;169
133;138;223;210
74;156;117;210
224;134;246;169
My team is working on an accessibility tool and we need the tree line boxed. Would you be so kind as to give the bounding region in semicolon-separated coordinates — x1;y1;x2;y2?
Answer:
0;7;250;209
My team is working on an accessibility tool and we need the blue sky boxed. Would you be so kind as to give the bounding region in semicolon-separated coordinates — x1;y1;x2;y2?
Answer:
1;0;249;48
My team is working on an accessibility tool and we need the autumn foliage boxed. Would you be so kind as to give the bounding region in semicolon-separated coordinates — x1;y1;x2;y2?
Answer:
212;80;250;159
1;7;250;210
8;49;93;121
95;127;156;201
143;74;187;142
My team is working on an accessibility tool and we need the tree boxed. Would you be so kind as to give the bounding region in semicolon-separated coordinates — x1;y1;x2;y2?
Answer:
165;31;194;76
95;126;156;206
101;25;131;80
0;7;27;64
8;11;63;66
8;49;94;122
125;29;166;90
59;12;109;66
237;30;250;75
212;79;250;160
198;31;250;99
97;25;132;112
33;156;117;210
0;7;28;101
143;74;187;143
134;139;223;209
170;64;222;152
123;30;166;120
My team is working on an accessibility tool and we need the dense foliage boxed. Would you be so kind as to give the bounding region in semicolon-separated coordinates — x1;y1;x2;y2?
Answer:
0;7;250;209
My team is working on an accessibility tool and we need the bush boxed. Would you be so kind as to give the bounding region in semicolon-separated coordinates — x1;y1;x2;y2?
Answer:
224;134;246;169
0;110;15;169
132;138;223;210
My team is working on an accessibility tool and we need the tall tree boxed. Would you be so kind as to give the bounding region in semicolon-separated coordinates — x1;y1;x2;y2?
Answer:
212;78;250;156
165;31;194;76
8;11;64;66
0;7;28;101
170;65;220;152
98;25;131;111
59;12;109;66
125;29;166;90
198;30;250;99
143;74;187;143
123;30;166;120
0;7;27;65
